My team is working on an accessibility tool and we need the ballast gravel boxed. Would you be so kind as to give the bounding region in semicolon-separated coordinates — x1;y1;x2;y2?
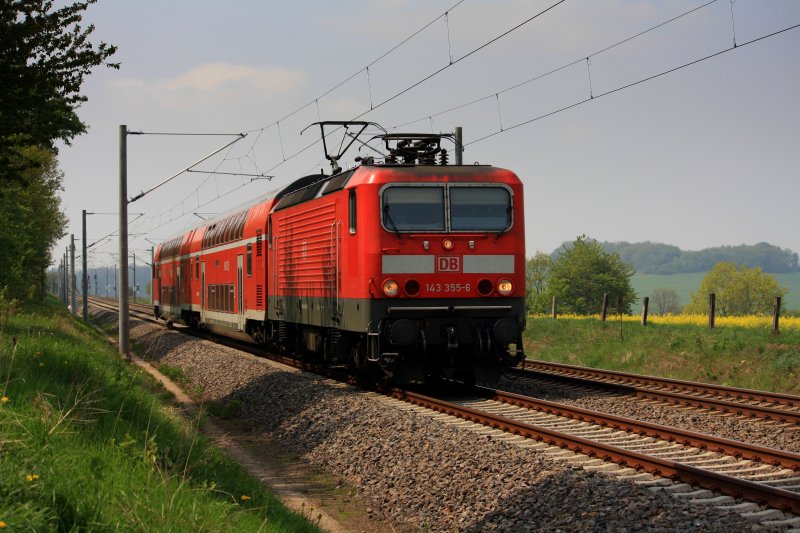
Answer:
100;311;758;531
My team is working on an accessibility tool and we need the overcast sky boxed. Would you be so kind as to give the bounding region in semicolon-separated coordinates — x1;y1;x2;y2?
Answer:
53;0;800;269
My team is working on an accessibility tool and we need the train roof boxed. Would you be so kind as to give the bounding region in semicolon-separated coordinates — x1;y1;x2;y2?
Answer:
157;161;518;246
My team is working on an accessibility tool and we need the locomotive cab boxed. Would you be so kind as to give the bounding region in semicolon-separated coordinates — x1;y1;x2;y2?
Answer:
362;165;526;383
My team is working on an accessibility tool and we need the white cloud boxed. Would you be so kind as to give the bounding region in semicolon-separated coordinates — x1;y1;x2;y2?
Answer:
109;63;307;107
156;63;304;93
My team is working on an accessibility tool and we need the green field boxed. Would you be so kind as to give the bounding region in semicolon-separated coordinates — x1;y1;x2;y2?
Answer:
631;272;800;312
523;317;800;394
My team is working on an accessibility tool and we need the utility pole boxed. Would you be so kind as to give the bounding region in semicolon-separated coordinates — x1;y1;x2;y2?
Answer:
59;259;65;304
454;126;463;165
70;235;77;315
63;254;68;304
117;125;243;359
119;124;130;359
82;209;88;320
64;247;70;307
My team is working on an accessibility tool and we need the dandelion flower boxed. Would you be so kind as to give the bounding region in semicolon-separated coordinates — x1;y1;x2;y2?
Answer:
1;397;8;403
240;495;251;502
0;519;7;528
26;474;39;481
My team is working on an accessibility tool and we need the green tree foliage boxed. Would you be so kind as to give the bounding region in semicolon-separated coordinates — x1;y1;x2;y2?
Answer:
548;235;637;315
0;1;116;300
684;262;787;316
599;241;682;274
650;288;681;315
525;252;552;313
0;0;118;150
0;143;67;299
601;241;799;274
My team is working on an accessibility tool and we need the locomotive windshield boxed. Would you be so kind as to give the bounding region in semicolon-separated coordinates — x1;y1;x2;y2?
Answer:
450;186;511;231
381;184;512;232
382;186;445;231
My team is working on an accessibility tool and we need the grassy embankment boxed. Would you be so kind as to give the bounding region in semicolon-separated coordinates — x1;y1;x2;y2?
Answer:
523;314;800;394
0;297;322;532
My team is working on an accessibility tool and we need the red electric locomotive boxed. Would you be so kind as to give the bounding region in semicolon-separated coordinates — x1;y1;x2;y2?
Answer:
154;122;526;383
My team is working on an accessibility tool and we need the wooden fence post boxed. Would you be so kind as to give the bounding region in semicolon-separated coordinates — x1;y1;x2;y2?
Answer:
708;293;716;330
601;293;609;322
642;296;649;326
773;296;782;334
551;296;557;319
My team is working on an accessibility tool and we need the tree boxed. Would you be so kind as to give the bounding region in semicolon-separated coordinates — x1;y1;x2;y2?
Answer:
684;262;787;316
0;143;67;299
547;235;637;315
525;252;552;313
0;0;118;151
0;1;116;301
650;288;681;315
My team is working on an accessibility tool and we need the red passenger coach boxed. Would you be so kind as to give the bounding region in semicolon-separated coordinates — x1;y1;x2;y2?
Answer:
154;123;526;383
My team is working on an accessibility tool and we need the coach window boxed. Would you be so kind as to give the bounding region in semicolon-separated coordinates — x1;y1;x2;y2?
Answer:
348;189;357;234
221;218;232;244
221;218;230;243
449;186;512;232
382;186;445;232
246;244;252;276
235;213;244;240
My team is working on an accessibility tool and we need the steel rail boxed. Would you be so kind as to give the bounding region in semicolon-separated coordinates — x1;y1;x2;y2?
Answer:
481;387;800;470
85;297;800;512
392;388;800;514
515;361;800;424
521;360;800;405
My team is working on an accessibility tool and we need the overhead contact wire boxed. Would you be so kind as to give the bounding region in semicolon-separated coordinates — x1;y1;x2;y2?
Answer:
392;0;719;130
467;22;800;146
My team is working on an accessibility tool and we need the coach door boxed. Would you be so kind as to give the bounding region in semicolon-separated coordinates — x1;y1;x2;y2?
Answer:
200;261;206;324
237;254;244;331
176;265;182;309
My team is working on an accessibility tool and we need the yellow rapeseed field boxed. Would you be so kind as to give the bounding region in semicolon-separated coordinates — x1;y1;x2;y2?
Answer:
531;313;800;330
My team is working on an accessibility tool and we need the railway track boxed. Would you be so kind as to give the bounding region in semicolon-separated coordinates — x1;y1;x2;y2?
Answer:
515;360;800;425
86;296;800;521
395;386;800;516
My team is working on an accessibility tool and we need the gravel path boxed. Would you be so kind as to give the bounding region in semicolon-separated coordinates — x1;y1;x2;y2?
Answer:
498;374;800;453
95;310;763;531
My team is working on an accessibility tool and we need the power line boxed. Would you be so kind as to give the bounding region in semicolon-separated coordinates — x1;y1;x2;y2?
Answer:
391;0;719;130
467;22;800;146
210;0;569;190
353;0;567;120
244;0;467;134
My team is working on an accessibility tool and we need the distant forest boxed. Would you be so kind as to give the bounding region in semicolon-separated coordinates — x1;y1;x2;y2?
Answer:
552;241;800;274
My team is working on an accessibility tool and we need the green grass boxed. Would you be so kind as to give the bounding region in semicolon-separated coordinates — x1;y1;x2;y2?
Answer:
523;316;800;394
631;272;800;311
0;296;322;532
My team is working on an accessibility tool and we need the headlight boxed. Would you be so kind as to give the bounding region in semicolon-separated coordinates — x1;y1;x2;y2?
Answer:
497;279;513;296
382;279;399;297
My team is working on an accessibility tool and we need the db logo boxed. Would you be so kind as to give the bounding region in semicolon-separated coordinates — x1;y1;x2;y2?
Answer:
437;256;461;272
